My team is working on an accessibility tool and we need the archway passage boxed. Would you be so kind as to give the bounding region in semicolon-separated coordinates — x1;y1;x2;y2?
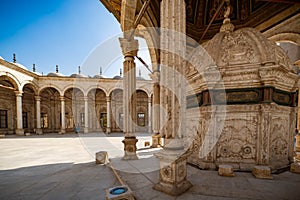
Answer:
87;88;107;132
39;87;60;133
64;88;84;133
136;89;149;133
22;84;36;134
0;76;18;134
110;89;123;132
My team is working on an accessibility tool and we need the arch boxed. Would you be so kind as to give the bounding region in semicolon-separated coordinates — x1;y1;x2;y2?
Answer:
38;85;62;96
136;88;150;98
268;33;300;46
62;86;85;97
0;72;20;91
86;86;108;97
108;87;123;97
120;0;138;34
136;24;160;71
21;82;38;95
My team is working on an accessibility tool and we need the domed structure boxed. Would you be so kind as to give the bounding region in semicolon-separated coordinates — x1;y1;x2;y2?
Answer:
93;74;104;79
70;73;88;78
13;62;28;70
187;25;299;173
112;75;122;80
47;72;65;77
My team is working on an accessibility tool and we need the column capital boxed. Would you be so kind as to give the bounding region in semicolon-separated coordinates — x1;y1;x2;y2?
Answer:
14;91;23;97
119;38;138;57
106;96;111;102
59;96;65;101
148;96;152;104
83;96;88;101
35;95;41;101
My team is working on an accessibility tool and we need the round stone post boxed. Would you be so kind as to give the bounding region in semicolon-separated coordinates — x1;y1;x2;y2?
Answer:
15;91;24;135
153;0;192;196
119;37;139;160
84;96;89;133
35;96;43;134
106;96;111;133
151;71;162;148
59;96;66;134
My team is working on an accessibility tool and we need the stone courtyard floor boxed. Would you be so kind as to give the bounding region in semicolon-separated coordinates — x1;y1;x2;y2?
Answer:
0;132;300;200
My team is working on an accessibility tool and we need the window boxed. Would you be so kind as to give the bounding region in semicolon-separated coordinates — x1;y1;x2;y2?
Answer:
137;113;145;126
22;112;28;128
0;110;8;128
41;113;48;128
80;113;85;126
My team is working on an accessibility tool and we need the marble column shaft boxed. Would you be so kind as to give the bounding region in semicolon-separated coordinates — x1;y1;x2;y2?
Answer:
119;37;139;160
35;96;43;134
15;91;24;135
60;96;66;134
106;96;111;133
84;96;89;133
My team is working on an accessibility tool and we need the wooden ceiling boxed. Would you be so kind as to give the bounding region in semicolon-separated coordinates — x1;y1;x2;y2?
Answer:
100;0;300;43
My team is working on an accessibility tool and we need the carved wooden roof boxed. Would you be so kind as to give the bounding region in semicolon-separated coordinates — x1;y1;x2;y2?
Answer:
100;0;300;43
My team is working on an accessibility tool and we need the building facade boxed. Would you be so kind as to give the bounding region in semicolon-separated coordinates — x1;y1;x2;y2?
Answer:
0;58;153;135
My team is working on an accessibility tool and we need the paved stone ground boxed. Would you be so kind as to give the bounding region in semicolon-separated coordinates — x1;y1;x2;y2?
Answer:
1;133;300;200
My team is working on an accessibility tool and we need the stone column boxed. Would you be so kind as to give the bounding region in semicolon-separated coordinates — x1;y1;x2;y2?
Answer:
106;96;111;133
151;71;161;148
35;96;43;135
119;37;139;160
60;96;66;134
84;96;89;133
153;0;192;196
148;96;152;134
15;91;24;135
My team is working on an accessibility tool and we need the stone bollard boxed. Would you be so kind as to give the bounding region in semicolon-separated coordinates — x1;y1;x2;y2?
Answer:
218;164;234;177
252;166;273;179
151;133;161;148
96;151;109;165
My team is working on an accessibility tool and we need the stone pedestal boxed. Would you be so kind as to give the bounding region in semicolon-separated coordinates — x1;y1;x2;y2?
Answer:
290;162;300;174
15;129;24;136
252;166;273;179
153;139;192;196
151;133;161;148
96;151;109;165
35;128;43;135
122;137;138;160
218;165;234;177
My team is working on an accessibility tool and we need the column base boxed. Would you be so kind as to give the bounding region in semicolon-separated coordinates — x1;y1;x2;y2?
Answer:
59;129;65;134
106;127;111;134
84;127;89;134
15;129;24;136
35;128;43;135
151;133;162;148
153;179;192;196
122;137;138;160
153;139;192;196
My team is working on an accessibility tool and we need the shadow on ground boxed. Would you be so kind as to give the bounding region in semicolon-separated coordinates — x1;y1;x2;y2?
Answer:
0;162;118;200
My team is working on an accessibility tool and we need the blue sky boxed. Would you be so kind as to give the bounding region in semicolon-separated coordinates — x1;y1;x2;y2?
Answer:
0;0;151;79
